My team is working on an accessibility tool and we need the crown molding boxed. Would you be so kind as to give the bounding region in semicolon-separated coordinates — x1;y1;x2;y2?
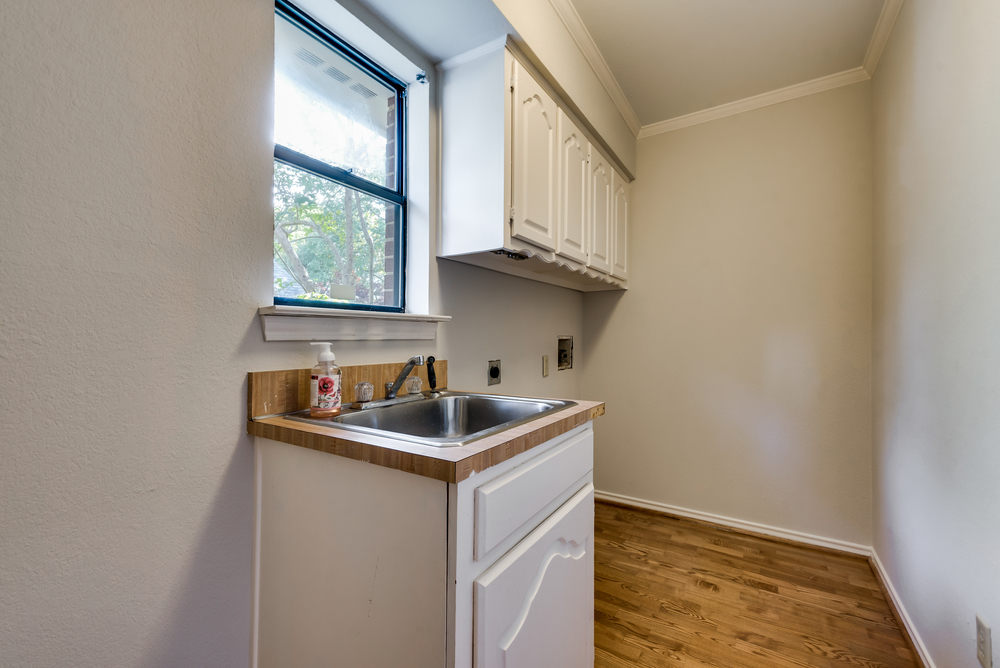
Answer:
547;0;642;137
638;0;903;138
638;67;870;138
863;0;905;76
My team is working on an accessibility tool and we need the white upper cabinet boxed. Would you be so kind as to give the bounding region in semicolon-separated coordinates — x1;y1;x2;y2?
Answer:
588;153;613;274
511;60;559;252
439;37;628;292
557;110;589;264
612;170;629;280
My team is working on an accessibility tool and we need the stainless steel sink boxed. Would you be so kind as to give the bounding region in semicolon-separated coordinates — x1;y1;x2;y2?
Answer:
285;391;576;447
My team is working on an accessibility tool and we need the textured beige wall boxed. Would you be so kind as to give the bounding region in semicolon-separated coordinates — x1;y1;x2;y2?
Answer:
0;0;582;664
872;1;1000;665
584;82;873;546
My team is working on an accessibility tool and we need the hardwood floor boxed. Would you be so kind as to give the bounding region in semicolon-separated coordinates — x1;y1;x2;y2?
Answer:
594;502;919;668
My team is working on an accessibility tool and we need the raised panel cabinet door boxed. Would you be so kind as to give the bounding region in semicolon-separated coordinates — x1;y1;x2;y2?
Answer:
474;484;595;668
511;60;559;251
556;109;588;263
612;170;629;279
588;153;612;273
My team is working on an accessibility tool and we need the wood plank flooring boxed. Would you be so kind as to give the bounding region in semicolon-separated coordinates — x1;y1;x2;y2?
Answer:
594;502;918;668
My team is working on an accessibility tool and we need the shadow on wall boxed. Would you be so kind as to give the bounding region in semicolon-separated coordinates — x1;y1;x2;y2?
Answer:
435;258;585;399
581;289;625;387
139;439;254;667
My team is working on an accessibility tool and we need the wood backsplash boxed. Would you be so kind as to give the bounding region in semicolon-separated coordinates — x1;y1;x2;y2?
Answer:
247;360;448;419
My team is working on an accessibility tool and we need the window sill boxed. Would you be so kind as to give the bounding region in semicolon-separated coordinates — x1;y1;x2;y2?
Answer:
258;305;451;342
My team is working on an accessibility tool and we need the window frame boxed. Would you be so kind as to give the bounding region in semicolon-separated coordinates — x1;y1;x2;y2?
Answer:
273;0;408;313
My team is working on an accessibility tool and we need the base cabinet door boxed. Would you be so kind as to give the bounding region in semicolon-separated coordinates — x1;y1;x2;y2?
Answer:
474;484;595;668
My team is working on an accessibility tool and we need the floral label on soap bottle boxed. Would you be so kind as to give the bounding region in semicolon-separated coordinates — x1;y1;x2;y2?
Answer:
311;374;341;410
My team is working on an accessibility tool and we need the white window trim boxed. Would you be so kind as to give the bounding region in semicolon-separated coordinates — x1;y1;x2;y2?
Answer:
258;306;450;341
264;0;448;340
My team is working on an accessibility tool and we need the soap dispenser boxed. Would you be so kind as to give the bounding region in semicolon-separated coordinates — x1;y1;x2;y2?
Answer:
309;342;342;418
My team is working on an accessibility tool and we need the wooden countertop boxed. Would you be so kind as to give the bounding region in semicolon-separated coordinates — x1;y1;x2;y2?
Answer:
247;365;603;483
248;399;604;484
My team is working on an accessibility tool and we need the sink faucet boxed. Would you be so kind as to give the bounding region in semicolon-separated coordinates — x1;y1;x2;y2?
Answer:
385;355;425;400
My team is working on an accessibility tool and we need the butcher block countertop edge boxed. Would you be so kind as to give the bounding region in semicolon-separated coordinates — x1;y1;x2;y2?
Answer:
248;398;604;484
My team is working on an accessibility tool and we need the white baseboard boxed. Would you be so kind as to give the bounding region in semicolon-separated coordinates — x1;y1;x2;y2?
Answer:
869;549;938;668
595;490;937;667
595;490;871;555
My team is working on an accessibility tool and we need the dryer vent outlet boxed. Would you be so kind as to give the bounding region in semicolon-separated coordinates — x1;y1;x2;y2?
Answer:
557;336;573;371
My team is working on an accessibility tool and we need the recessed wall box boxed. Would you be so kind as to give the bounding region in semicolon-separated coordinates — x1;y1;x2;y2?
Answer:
557;336;573;370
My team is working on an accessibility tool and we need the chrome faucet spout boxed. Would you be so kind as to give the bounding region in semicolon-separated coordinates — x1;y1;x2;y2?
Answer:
385;355;425;399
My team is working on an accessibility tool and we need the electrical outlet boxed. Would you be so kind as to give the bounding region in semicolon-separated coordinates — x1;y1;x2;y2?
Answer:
488;360;501;386
979;614;992;667
542;355;549;377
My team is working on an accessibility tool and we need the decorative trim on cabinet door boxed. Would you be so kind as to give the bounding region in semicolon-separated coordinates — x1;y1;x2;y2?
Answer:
588;154;612;273
556;109;589;264
475;484;595;668
511;60;560;252
500;539;587;648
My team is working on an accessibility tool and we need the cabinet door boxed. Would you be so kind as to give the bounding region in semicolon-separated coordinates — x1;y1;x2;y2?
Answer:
588;153;612;273
474;484;594;668
511;61;559;251
612;170;629;280
556;110;588;263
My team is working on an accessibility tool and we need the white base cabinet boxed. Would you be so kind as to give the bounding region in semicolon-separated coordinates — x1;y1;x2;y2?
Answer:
440;37;628;293
475;485;594;668
252;424;595;668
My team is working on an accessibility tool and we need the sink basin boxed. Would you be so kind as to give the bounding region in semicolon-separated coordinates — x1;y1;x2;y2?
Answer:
285;391;576;447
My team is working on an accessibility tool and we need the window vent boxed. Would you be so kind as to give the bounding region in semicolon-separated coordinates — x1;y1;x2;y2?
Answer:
350;83;377;99
295;48;323;67
324;66;350;83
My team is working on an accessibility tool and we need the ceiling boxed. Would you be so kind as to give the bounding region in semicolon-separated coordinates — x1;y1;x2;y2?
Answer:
352;0;888;132
569;0;885;125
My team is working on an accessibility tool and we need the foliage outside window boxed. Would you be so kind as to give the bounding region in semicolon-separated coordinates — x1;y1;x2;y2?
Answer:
273;1;406;311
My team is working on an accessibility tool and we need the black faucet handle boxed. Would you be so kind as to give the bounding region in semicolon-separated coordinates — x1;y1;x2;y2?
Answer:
426;356;437;391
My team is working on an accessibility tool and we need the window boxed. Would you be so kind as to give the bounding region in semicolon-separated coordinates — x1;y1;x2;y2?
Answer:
273;1;406;312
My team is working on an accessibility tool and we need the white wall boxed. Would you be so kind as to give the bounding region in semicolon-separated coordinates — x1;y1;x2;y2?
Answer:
583;82;874;546
872;0;1000;665
0;0;583;664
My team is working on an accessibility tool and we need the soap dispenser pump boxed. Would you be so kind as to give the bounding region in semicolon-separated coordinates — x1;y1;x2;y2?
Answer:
309;342;342;418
